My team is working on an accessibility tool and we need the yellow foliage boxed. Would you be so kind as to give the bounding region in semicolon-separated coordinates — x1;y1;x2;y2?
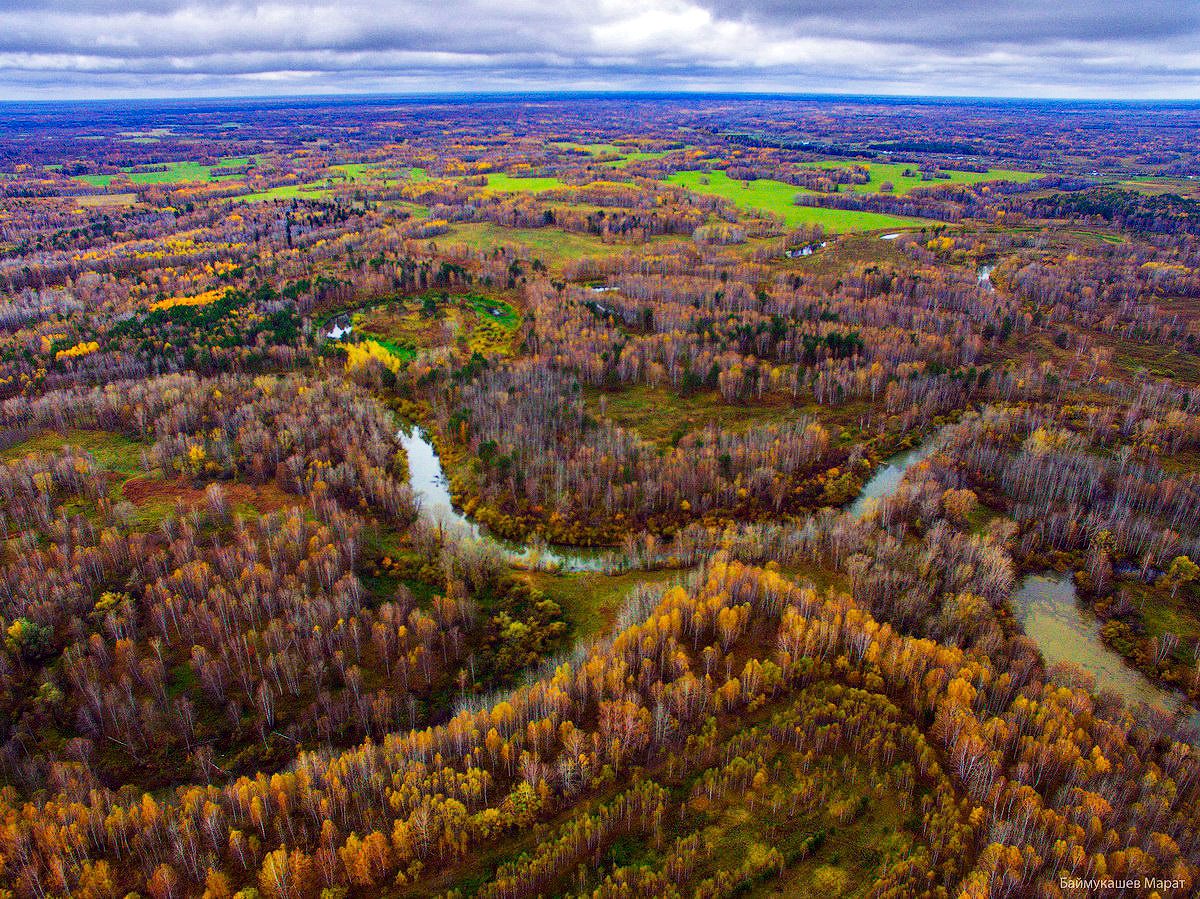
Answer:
55;340;99;360
150;288;226;311
1024;426;1072;455
345;339;404;374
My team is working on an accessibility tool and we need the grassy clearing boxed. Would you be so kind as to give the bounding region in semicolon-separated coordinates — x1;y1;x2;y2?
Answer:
329;162;384;179
353;292;521;359
385;199;430;218
740;769;910;898
555;142;626;155
801;159;1041;195
481;172;571;192
586;384;880;455
558;143;679;167
440;222;632;270
121;477;293;527
666;170;934;232
1;428;143;474
328;162;413;186
1;428;293;529
465;293;520;329
74;156;256;187
232;183;332;203
1111;341;1200;384
1118;176;1200;199
775;230;913;275
585;385;813;448
1131;581;1200;646
521;568;683;640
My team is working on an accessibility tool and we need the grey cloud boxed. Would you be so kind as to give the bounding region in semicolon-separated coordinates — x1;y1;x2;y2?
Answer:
697;0;1200;45
0;0;1195;99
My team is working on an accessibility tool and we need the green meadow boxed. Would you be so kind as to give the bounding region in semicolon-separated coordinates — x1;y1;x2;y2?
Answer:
440;222;626;268
667;170;934;232
328;162;422;183
800;159;1042;195
232;183;332;203
558;143;679;166
74;156;257;187
329;162;383;180
482;172;570;192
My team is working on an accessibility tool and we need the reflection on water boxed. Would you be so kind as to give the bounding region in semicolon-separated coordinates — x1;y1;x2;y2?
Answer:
397;425;609;571
1013;573;1200;731
848;439;939;517
398;425;482;542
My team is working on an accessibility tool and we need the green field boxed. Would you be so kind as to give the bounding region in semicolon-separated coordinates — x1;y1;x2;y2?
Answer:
441;221;640;268
349;292;521;360
329;162;383;179
522;568;682;640
482;172;570;192
74;156;257;187
1118;175;1200;199
667;170;934;232
558;143;678;166
1;428;142;474
232;183;332;203
465;293;520;329
800;160;1041;195
241;163;426;200
328;162;414;184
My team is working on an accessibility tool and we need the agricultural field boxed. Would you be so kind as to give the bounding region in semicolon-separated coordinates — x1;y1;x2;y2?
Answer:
558;142;681;166
667;169;935;231
2;94;1200;899
73;155;257;186
1119;175;1200;199
800;158;1043;194
71;192;137;207
481;172;572;192
440;221;667;270
231;182;333;202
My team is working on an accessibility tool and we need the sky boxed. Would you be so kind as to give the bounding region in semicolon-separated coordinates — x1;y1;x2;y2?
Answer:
0;0;1198;101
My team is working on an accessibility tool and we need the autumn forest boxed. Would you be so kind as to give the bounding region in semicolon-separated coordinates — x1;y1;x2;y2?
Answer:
1;94;1200;897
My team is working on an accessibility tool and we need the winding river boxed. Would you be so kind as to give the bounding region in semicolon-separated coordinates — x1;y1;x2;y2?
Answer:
398;423;1199;730
848;439;940;517
397;426;609;571
399;424;942;569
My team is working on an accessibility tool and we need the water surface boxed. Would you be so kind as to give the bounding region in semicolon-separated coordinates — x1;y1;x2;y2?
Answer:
1012;572;1200;730
977;264;995;291
398;426;609;571
848;438;940;517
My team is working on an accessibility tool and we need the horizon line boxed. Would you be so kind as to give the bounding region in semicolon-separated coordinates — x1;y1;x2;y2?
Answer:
2;88;1199;108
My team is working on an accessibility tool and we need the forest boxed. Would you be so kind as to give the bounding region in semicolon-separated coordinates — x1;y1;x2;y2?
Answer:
0;94;1199;897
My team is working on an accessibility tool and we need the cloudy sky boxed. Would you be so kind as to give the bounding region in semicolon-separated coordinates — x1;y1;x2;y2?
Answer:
0;0;1197;100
